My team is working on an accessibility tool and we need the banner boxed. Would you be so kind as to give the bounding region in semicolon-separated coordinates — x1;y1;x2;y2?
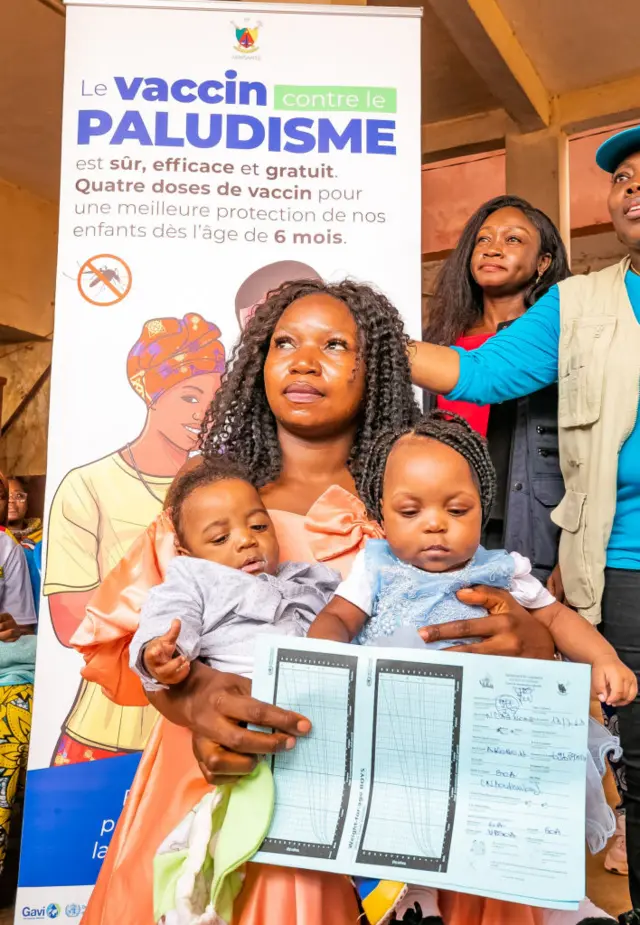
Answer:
17;0;422;918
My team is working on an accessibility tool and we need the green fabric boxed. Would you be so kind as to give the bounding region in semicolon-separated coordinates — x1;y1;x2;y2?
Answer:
152;761;275;924
154;848;189;920
211;761;275;921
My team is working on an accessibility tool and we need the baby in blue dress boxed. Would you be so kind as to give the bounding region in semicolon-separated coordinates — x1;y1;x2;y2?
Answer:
309;410;636;924
310;410;634;698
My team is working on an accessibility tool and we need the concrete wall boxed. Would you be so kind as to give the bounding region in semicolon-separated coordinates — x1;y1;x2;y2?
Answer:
0;176;56;476
0;177;57;337
421;126;625;257
422;151;506;256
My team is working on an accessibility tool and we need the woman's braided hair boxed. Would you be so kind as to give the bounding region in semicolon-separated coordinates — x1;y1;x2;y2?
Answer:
199;278;420;495
360;409;497;525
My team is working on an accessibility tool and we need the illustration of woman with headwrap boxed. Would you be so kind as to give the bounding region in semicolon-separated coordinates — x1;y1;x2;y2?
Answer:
44;313;225;765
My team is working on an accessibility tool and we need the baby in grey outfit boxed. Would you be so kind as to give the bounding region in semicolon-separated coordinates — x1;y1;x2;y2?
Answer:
130;459;340;690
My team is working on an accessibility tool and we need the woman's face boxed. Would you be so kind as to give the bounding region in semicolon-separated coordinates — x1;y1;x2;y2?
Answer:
150;372;221;452
470;207;550;295
0;480;7;527
7;479;27;525
608;151;640;251
264;294;366;439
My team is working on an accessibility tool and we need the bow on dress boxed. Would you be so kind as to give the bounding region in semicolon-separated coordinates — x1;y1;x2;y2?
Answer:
304;485;383;563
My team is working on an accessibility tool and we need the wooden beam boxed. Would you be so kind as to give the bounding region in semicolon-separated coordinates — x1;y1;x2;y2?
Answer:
426;0;548;131
422;72;640;160
422;108;511;158
423;138;506;165
34;0;65;15
1;367;51;439
466;0;549;126
554;73;640;134
571;222;615;239
244;0;367;3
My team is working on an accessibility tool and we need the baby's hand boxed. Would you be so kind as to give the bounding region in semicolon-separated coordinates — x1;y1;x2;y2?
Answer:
142;619;190;686
592;658;638;707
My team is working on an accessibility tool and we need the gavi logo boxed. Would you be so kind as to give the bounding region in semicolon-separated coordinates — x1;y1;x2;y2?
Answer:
21;905;60;920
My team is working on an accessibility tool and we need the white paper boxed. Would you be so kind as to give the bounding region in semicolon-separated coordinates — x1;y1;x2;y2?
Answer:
251;637;591;910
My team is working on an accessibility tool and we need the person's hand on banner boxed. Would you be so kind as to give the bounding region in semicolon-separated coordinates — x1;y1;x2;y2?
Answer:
149;661;311;785
418;586;555;659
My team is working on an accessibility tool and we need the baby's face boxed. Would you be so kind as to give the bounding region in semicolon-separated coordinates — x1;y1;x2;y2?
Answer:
179;478;279;575
381;435;482;573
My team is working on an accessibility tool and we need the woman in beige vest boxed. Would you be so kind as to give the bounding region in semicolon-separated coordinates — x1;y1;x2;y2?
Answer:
409;124;640;925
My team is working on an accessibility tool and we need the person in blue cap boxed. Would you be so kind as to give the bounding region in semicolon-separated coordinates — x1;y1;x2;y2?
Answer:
407;122;640;925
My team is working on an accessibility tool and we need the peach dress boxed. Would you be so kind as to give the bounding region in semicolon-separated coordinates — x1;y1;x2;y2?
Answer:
72;485;544;925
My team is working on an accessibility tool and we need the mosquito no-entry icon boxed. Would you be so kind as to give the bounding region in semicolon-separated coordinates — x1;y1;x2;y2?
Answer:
77;254;132;306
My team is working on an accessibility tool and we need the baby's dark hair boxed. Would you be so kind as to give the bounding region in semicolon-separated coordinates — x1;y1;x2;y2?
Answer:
360;410;497;525
167;456;254;547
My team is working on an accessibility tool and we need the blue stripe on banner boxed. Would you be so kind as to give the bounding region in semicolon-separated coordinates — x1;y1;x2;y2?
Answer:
18;753;141;888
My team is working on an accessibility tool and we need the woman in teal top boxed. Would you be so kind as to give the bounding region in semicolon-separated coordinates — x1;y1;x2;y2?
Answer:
445;264;640;570
411;124;640;925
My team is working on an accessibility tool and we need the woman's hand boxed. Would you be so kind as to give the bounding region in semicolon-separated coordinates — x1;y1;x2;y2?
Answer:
149;661;311;786
547;563;565;603
192;735;263;786
418;586;555;659
0;612;25;642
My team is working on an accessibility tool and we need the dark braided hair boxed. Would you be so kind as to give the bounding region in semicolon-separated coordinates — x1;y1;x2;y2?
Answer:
360;409;497;525
167;457;253;547
199;278;420;495
424;195;570;346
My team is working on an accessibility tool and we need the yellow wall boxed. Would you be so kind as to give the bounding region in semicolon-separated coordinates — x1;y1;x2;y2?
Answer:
0;176;57;337
0;176;57;475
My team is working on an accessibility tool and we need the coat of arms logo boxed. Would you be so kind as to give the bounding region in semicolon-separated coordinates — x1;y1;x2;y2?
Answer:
233;21;261;54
